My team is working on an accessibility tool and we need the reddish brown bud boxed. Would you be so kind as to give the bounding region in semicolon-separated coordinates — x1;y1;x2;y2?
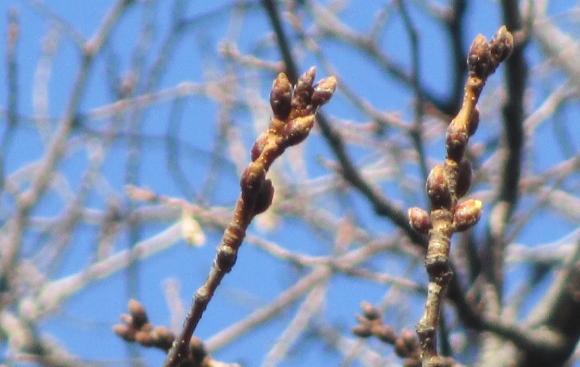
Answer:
311;76;337;108
468;107;480;137
351;324;372;338
190;336;207;361
394;337;410;357
372;324;397;344
292;67;316;109
281;115;315;147
408;207;432;234
135;331;154;347
270;73;293;120
453;199;483;231
253;179;274;215
360;301;381;321
113;324;135;342
426;165;451;209
240;165;266;195
446;121;469;161
128;299;148;328
251;132;269;162
152;326;175;350
467;34;491;78
456;158;473;198
490;26;514;66
401;329;419;351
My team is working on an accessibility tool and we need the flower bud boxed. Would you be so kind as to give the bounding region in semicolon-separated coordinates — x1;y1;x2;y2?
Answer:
467;34;491;78
311;76;337;108
351;324;372;338
270;73;292;120
490;26;514;66
455;158;473;198
446;121;468;161
281;115;315;147
426;165;451;209
152;326;175;350
292;67;316;109
401;328;419;352
240;165;266;195
251;132;269;162
453;199;483;232
408;207;432;235
135;331;154;347
253;179;274;215
373;324;397;344
360;301;380;321
113;324;135;341
128;299;148;328
394;336;411;358
468;107;480;137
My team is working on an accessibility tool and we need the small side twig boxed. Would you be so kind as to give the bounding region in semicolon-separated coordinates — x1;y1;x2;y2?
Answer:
161;68;337;367
407;26;513;367
114;299;240;367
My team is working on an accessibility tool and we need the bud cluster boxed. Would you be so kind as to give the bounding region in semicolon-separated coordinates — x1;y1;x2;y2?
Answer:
244;68;337;216
113;299;175;351
351;301;422;364
351;301;398;344
467;25;514;79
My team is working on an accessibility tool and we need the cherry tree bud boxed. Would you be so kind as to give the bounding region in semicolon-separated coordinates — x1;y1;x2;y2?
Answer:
455;158;473;198
468;107;480;137
408;207;432;234
467;34;491;78
240;165;266;195
311;76;338;108
426;165;451;209
360;301;380;321
270;73;292;120
351;324;372;338
446;121;468;161
251;132;269;162
253;179;274;215
292;67;316;108
373;324;397;344
490;26;514;66
281;115;315;147
453;199;483;232
128;299;148;328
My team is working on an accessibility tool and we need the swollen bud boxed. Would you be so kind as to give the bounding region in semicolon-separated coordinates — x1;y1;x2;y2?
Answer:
373;324;397;344
128;299;148;328
292;67;316;109
135;331;154;347
490;26;514;66
446;121;468;161
113;324;134;341
281;115;315;147
453;199;483;232
270;73;293;120
455;158;473;198
240;165;266;195
408;207;432;235
253;179;274;215
426;165;451;209
468;107;480;137
360;301;381;321
251;132;269;162
351;324;372;338
467;34;491;78
311;76;337;108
